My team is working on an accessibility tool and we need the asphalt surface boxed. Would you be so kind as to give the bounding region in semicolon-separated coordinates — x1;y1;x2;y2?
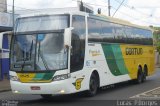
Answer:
0;68;160;106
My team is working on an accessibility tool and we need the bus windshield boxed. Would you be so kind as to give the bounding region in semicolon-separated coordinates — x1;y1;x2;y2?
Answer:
10;33;68;71
10;15;69;72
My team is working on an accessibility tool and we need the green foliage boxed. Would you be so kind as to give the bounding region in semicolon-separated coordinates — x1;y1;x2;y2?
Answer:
153;27;160;54
156;42;160;53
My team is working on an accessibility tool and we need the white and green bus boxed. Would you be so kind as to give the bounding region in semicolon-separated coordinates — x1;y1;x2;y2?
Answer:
10;9;155;98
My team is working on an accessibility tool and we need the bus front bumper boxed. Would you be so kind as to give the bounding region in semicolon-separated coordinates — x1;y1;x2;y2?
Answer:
10;80;75;95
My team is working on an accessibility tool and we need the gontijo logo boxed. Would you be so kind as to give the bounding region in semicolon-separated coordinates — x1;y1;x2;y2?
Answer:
126;48;143;55
89;50;101;56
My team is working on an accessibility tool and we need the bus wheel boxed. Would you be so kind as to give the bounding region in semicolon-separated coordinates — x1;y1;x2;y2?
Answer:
41;94;52;99
142;66;147;82
136;69;143;84
142;72;146;82
86;73;98;97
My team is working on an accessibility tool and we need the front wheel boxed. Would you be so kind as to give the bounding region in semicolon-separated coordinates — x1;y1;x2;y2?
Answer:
86;74;98;97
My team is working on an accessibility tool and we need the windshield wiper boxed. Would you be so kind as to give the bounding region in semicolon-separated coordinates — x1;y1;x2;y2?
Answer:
21;40;33;71
30;40;33;60
38;42;49;70
21;58;27;71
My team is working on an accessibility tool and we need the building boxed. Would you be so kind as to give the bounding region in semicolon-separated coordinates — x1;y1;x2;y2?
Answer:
0;0;13;32
0;0;7;12
0;0;12;80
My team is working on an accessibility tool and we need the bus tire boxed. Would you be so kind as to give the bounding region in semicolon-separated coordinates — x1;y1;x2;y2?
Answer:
136;68;143;84
86;73;98;97
41;94;52;99
142;66;148;82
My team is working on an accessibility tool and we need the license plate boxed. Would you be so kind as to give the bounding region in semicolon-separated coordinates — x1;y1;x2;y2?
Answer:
31;86;40;90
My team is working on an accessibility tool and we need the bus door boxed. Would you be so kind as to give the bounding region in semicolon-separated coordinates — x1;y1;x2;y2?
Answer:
70;15;86;90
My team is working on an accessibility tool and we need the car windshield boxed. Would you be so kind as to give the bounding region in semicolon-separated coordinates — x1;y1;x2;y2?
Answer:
10;33;68;71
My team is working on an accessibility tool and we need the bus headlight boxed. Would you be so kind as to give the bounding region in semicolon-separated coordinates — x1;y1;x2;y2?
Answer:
52;74;71;81
10;75;19;81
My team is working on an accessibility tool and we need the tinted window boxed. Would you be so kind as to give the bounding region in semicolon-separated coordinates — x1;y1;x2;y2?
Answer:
88;18;115;43
71;15;86;72
101;21;115;42
88;18;102;42
114;24;126;43
88;17;153;45
124;26;135;44
125;26;153;45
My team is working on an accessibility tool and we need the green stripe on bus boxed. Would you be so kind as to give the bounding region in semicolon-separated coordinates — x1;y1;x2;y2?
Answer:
111;44;129;75
33;73;45;80
42;72;55;80
102;44;128;76
32;72;54;81
102;44;122;76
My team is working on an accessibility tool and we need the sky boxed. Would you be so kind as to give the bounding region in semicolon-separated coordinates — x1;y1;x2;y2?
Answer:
7;0;160;27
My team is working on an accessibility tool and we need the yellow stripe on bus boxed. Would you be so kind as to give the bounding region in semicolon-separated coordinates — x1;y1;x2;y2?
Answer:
120;45;155;79
17;73;36;83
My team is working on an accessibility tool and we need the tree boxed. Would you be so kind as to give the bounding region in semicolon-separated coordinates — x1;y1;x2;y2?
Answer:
153;27;160;54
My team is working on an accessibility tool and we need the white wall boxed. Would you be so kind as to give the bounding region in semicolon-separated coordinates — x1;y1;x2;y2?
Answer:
155;52;160;66
0;0;7;12
0;12;13;27
0;33;3;49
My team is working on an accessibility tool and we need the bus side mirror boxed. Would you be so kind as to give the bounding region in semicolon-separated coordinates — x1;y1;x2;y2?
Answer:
64;27;73;48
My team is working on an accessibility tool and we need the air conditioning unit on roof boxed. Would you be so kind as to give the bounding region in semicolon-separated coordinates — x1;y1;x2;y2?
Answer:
77;1;94;14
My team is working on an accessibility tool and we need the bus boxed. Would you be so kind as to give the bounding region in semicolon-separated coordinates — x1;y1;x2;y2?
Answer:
9;9;155;98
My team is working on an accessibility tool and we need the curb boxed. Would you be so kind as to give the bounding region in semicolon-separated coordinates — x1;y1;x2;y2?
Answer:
0;89;11;93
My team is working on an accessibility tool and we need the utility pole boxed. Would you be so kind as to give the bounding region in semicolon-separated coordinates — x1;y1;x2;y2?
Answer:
12;0;15;31
112;0;125;17
108;0;111;16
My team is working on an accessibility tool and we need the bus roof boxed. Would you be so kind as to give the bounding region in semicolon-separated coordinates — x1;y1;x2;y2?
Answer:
15;7;86;18
15;8;152;31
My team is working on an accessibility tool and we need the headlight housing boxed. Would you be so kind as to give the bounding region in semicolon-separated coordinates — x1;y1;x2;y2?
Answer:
10;75;19;81
52;74;71;81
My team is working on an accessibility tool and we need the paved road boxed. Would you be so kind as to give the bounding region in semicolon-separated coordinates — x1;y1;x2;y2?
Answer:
0;68;160;106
